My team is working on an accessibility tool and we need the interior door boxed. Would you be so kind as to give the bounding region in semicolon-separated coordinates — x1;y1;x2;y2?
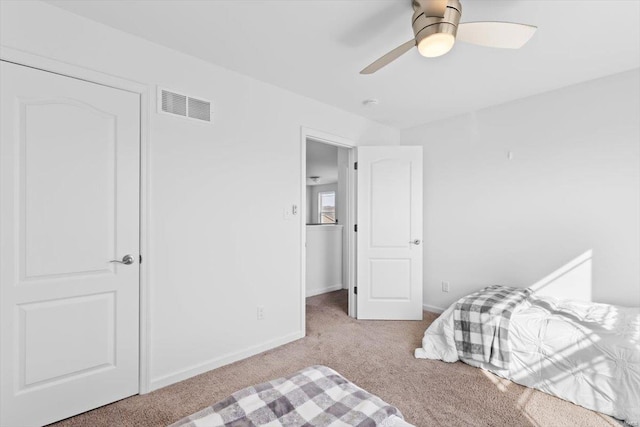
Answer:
0;61;140;426
356;146;423;320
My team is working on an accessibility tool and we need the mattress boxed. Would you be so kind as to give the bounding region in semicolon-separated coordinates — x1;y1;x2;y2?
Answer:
415;294;640;425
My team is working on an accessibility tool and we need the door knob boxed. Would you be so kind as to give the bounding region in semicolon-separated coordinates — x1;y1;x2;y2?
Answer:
410;239;421;245
110;254;135;265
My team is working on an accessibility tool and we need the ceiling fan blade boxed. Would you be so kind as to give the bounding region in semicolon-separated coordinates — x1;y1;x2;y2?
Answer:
457;22;537;49
360;39;415;74
414;0;448;18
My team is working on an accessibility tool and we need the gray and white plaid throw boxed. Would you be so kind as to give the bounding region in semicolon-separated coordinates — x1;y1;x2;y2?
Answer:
453;285;531;369
169;365;404;427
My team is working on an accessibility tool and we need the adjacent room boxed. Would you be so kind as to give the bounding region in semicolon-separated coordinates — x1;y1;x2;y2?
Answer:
0;1;638;426
305;139;350;307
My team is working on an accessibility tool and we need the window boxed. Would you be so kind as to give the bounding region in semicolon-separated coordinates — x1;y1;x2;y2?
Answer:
318;191;336;224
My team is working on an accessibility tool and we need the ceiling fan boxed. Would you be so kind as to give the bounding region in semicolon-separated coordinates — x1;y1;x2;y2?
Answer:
360;0;537;74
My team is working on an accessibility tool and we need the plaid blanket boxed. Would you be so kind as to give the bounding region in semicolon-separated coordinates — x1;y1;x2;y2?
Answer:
453;285;531;369
169;365;405;427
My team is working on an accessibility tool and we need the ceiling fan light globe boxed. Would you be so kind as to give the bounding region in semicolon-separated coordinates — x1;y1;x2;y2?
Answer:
417;32;455;57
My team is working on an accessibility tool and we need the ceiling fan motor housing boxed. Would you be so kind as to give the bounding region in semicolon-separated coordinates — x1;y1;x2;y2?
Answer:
412;0;462;46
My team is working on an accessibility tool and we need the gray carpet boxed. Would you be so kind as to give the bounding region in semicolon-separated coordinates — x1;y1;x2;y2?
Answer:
51;290;618;426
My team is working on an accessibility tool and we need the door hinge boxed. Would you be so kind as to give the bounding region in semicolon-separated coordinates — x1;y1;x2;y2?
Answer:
139;255;143;264
354;286;358;295
354;162;358;170
354;224;358;232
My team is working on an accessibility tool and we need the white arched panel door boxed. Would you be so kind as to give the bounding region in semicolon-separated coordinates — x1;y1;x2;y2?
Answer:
0;61;140;426
356;146;423;320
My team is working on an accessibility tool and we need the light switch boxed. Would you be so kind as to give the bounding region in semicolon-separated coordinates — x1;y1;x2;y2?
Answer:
284;205;298;220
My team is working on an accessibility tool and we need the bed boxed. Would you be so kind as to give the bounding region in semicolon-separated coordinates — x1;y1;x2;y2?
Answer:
415;287;640;425
170;365;413;427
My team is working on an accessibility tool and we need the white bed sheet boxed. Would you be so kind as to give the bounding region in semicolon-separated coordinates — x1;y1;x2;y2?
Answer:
389;415;415;427
415;294;640;425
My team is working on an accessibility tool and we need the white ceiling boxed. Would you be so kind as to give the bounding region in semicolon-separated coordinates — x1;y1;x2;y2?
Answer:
47;0;640;129
306;141;338;186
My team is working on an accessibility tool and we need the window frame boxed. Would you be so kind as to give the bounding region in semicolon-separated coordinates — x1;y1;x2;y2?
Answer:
317;190;336;224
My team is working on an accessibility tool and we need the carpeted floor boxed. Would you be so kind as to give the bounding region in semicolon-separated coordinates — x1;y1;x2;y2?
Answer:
51;290;618;427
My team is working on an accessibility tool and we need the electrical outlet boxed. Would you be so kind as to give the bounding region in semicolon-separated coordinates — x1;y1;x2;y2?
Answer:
442;281;450;293
257;306;265;320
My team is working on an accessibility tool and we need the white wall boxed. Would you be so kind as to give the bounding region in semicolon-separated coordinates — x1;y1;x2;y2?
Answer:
305;225;343;297
306;186;313;224
402;69;640;310
0;0;400;391
307;184;338;224
337;148;350;289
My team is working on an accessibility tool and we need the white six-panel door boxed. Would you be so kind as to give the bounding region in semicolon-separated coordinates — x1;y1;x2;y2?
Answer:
0;61;140;426
356;146;423;320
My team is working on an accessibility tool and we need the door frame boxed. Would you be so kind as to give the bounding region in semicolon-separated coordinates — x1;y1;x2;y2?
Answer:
0;46;152;394
300;127;356;333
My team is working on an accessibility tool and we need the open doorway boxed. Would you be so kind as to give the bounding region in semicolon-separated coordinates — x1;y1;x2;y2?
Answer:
305;140;348;309
300;130;356;322
300;130;424;327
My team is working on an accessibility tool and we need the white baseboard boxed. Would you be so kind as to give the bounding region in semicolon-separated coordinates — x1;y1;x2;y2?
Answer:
423;303;445;314
306;283;343;298
149;330;304;392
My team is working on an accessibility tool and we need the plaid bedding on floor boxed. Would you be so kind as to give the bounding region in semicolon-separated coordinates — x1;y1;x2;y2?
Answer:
453;285;531;369
169;365;404;427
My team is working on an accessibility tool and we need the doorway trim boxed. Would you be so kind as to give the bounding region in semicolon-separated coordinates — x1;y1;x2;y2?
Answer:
300;127;357;334
0;46;152;394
